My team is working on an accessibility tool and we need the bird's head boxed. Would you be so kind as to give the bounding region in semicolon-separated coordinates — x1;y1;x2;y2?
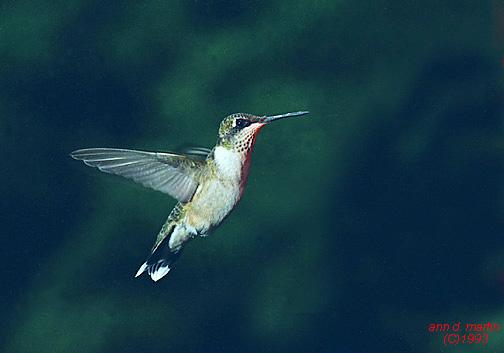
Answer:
217;111;309;153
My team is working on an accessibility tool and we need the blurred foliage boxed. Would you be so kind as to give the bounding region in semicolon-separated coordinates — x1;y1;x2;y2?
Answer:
1;1;503;352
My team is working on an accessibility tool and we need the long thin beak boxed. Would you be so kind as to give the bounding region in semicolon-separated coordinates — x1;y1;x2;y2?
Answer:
260;111;309;124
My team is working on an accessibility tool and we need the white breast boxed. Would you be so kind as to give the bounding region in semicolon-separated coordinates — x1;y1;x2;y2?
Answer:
213;146;243;180
182;146;245;234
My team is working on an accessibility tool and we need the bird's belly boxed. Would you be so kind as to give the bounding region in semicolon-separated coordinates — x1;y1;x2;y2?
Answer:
185;178;240;233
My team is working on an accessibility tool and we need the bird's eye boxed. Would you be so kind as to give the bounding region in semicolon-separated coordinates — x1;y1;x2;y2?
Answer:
235;119;250;129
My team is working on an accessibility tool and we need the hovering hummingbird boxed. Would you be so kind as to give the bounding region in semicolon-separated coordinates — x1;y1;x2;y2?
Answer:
71;111;309;281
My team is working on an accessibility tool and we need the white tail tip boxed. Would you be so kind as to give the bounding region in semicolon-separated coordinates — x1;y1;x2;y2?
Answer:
150;265;171;282
135;262;148;277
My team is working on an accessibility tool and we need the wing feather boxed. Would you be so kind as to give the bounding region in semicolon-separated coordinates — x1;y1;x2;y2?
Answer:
70;148;203;202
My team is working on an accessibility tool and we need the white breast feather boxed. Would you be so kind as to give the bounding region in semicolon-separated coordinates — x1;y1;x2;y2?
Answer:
214;146;242;180
181;146;245;235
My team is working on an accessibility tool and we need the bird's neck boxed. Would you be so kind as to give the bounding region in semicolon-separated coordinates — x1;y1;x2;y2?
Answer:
214;132;261;196
212;145;245;178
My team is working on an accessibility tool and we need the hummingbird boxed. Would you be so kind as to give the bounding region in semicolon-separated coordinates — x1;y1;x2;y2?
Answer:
70;111;309;281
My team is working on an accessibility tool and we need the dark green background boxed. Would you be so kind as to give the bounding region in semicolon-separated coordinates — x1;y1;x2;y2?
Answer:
2;1;503;352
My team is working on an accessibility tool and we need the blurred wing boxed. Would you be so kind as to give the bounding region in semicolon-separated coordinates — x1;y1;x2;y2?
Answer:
70;148;203;202
178;145;212;159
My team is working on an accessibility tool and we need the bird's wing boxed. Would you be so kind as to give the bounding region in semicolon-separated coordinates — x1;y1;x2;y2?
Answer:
178;145;213;159
70;148;203;203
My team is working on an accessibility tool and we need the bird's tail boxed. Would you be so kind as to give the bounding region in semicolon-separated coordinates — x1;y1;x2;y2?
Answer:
135;236;183;282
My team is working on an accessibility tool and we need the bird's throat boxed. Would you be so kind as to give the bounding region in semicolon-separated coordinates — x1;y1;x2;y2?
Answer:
213;146;246;180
